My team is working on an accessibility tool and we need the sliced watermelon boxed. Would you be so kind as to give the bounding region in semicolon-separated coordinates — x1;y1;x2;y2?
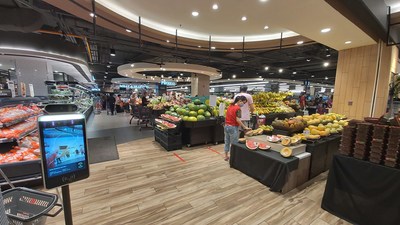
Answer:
245;140;259;150
258;142;271;150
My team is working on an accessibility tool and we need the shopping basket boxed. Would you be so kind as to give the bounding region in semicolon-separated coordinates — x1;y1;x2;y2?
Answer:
0;169;62;225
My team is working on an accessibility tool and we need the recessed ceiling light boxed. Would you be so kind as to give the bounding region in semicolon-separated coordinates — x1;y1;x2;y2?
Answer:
297;41;304;45
232;74;237;78
105;72;108;74
230;47;235;50
326;54;331;57
192;11;199;17
198;46;201;48
130;64;135;67
259;76;262;78
180;73;183;75
107;65;111;68
125;29;132;33
54;70;58;73
166;40;170;43
311;75;315;78
325;77;329;80
279;69;283;73
345;41;352;44
104;76;107;78
323;62;329;67
143;74;146;76
228;78;231;80
321;28;331;33
89;13;95;17
269;72;274;75
264;26;269;30
293;71;297;74
212;4;219;10
259;0;268;2
264;66;269;71
306;59;311;62
241;16;247;21
211;46;216;50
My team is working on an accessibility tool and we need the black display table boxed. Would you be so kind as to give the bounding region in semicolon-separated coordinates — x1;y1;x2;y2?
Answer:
322;154;400;225
305;134;341;179
182;119;216;147
230;143;299;192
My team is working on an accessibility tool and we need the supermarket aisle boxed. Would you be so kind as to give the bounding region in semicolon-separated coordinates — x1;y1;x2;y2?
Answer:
86;111;153;144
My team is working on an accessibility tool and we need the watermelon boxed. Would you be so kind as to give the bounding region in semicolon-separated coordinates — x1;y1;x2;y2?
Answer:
245;140;259;150
258;142;271;150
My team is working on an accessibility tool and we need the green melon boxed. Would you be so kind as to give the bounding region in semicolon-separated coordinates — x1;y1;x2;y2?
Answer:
197;109;205;115
197;115;205;121
194;99;202;105
188;116;197;122
199;104;207;110
189;111;198;117
204;111;211;118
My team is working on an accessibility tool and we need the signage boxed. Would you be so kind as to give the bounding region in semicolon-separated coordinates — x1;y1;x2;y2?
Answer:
161;81;176;86
0;89;12;97
38;114;90;189
29;84;35;97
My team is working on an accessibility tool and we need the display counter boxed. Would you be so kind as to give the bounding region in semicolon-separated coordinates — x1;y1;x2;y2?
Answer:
182;119;217;147
230;143;310;193
322;154;400;225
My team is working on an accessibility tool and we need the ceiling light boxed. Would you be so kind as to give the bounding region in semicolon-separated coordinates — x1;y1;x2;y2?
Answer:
345;41;352;44
264;66;269;71
105;72;108;74
325;76;329;80
166;40;170;43
54;70;58;73
293;71;297;74
185;87;188;89
192;11;199;17
211;46;216;50
107;65;111;68
264;26;269;30
241;16;247;21
0;64;2;66
269;72;274;75
198;46;201;48
161;75;164;78
125;29;132;33
297;41;304;45
230;47;235;50
130;64;134;67
212;4;219;10
326;54;331;57
259;76;262;78
232;74;236;78
180;73;183;75
259;0;268;2
321;28;331;33
110;48;116;56
162;68;166;71
143;74;146;76
323;62;329;67
242;70;245;73
104;76;107;78
89;13;96;17
228;78;231;80
279;69;283;73
311;75;315;78
306;59;311;62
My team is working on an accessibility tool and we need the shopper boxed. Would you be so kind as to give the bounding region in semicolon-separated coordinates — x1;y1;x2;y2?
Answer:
224;95;251;161
141;92;148;106
299;92;306;110
107;93;116;115
234;86;255;131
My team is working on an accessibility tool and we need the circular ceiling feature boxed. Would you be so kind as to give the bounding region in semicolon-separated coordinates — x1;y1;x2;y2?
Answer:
118;63;221;83
212;4;219;10
345;41;352;44
241;16;247;21
191;11;199;17
321;28;331;33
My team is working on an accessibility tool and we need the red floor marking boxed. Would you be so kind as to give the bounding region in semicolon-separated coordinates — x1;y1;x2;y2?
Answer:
173;153;186;162
207;147;222;155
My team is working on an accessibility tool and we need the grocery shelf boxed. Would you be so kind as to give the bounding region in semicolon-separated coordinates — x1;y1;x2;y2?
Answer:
0;116;30;128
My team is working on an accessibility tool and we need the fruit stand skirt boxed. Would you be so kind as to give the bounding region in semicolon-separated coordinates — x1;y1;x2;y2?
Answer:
230;143;310;193
322;155;400;225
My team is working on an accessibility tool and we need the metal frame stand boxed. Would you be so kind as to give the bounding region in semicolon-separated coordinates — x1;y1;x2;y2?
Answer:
62;185;73;225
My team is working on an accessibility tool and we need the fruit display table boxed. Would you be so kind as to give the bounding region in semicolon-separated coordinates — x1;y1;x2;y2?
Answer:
182;119;217;147
212;117;225;144
230;143;310;193
322;155;400;225
304;134;341;179
247;135;306;156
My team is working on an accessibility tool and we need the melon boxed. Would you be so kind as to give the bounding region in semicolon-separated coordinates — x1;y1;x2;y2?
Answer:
246;140;259;150
199;104;207;110
281;138;291;146
198;109;205;115
204;111;211;118
194;99;202;105
197;115;205;121
280;147;292;157
258;142;271;150
189;111;198;117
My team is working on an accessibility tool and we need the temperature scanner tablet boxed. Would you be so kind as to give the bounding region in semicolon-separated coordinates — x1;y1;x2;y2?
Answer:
38;114;90;189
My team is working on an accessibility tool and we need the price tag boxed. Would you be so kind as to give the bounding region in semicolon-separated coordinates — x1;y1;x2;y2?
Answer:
303;129;310;135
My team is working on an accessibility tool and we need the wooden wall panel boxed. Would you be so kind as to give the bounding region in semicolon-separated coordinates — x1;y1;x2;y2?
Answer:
333;43;398;120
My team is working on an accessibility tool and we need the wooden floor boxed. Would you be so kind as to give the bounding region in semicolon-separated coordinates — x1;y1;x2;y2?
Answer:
46;138;350;225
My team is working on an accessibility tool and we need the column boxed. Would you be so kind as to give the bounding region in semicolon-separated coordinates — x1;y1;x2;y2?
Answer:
332;41;398;119
191;73;210;96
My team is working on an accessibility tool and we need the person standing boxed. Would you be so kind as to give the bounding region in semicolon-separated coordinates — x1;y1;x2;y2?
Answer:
107;93;116;115
234;86;255;130
141;92;148;106
299;92;306;110
224;96;251;161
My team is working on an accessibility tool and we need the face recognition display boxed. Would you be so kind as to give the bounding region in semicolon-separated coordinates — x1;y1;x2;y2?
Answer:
38;114;89;189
